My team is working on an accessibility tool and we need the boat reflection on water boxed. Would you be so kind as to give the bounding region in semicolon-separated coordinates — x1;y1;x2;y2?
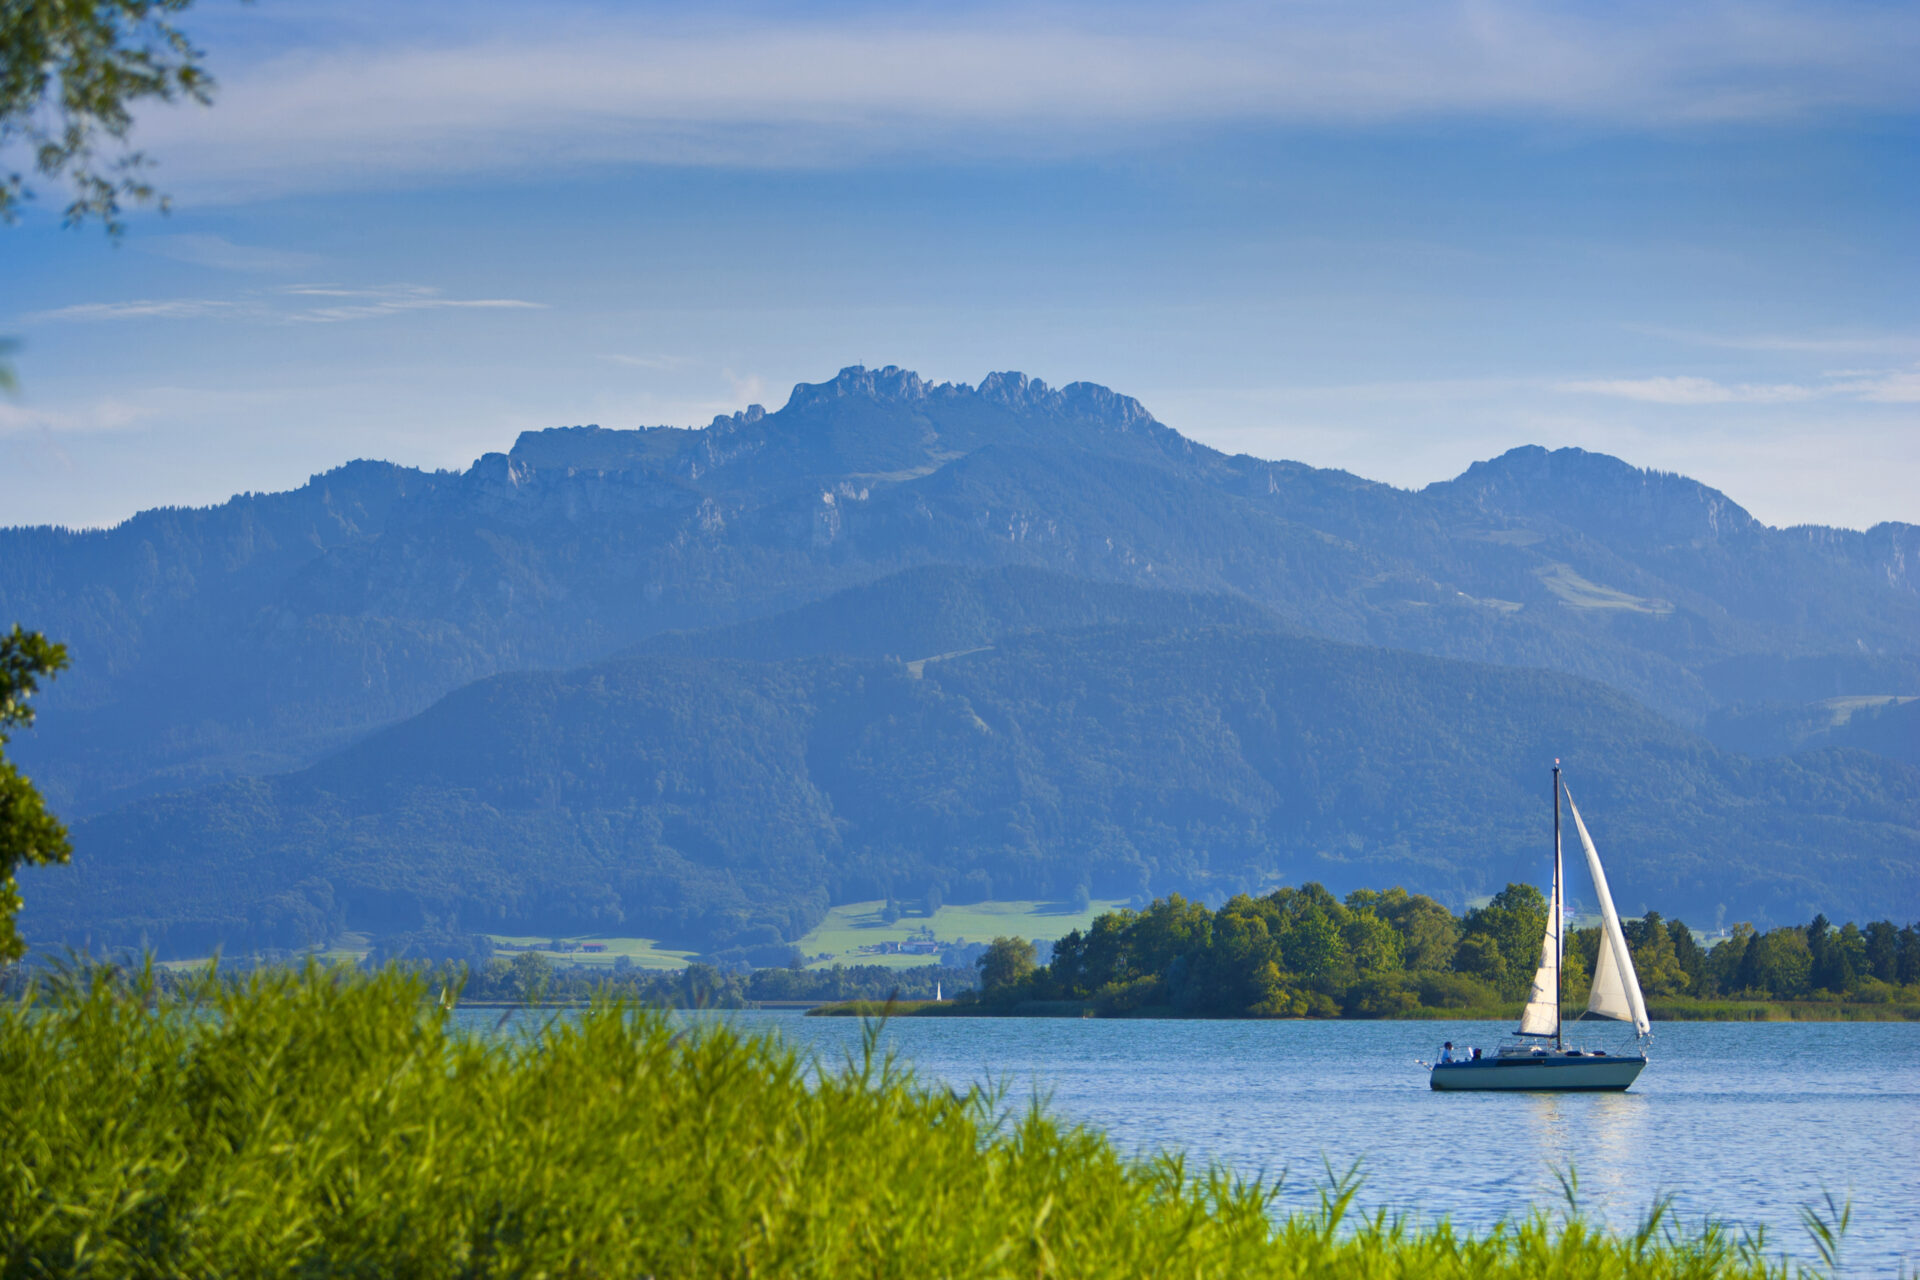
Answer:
1514;1087;1654;1217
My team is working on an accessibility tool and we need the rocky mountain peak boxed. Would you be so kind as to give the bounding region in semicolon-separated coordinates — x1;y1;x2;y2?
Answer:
709;403;768;431
778;365;1162;434
784;365;932;411
1434;445;1761;545
974;371;1159;431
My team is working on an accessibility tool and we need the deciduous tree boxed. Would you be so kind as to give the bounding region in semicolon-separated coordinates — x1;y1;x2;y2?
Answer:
1864;920;1899;983
0;625;70;961
977;936;1036;993
1462;883;1545;997
1897;925;1920;986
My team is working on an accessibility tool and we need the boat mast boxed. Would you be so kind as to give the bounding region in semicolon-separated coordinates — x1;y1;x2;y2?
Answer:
1553;759;1563;1050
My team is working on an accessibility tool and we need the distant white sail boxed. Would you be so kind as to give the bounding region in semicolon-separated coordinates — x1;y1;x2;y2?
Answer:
1565;786;1650;1036
1515;842;1561;1037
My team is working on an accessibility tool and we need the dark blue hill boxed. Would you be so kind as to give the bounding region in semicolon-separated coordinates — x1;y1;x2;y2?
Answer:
8;367;1915;824
24;567;1917;958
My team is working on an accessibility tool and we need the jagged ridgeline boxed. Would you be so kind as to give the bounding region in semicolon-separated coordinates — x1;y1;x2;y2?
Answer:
3;366;1916;956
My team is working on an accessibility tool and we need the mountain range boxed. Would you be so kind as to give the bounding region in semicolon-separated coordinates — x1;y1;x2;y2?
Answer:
4;366;1916;955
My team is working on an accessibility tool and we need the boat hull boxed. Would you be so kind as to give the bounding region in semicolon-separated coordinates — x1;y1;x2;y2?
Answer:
1430;1053;1645;1092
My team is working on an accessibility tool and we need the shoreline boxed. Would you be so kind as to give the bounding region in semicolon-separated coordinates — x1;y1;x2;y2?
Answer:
805;997;1920;1022
158;996;1920;1022
423;997;1920;1021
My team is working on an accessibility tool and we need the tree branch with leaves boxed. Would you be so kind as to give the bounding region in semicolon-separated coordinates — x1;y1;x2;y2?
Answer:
2;0;218;234
0;6;231;953
0;625;70;962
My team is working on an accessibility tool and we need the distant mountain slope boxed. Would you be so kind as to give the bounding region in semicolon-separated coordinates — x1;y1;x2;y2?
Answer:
3;365;1915;817
633;564;1284;663
1705;695;1920;769
25;569;1917;958
1427;446;1920;647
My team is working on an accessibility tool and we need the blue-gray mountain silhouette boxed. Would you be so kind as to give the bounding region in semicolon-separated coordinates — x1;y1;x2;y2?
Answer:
4;367;1915;954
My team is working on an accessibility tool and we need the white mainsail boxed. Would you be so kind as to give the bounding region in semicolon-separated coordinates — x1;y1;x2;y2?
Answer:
1564;785;1650;1036
1515;839;1561;1037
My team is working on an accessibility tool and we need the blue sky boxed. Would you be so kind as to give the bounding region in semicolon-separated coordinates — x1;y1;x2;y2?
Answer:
2;0;1916;530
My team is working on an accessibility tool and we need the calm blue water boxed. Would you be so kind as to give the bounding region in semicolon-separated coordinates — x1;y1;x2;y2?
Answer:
457;1010;1920;1273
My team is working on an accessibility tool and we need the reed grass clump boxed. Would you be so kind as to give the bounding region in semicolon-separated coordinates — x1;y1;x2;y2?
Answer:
2;963;1795;1278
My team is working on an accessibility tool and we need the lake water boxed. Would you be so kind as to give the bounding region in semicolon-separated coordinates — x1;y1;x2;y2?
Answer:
460;1010;1920;1273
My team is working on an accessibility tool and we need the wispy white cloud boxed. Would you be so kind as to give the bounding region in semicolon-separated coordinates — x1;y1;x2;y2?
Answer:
22;284;544;326
1634;326;1920;357
0;398;151;436
1842;369;1920;403
1556;375;1821;405
278;284;546;322
141;234;325;273
601;353;693;371
722;368;767;405
1558;368;1920;406
129;1;1920;199
27;298;241;323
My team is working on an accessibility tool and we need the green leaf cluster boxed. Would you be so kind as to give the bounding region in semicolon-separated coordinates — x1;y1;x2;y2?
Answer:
1028;885;1495;1017
0;624;68;962
1;0;215;231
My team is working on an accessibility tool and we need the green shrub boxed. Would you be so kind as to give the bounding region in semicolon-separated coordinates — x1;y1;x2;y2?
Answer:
1091;974;1166;1016
1413;970;1504;1011
1344;974;1420;1018
1;963;1794;1277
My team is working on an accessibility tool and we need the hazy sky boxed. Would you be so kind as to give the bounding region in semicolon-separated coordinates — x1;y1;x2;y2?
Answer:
3;0;1916;530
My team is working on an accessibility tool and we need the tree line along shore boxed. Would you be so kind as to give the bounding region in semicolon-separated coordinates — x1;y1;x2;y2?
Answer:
810;885;1920;1021
45;882;1909;1023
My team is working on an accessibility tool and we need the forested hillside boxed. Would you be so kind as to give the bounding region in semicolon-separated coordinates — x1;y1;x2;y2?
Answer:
26;568;1917;957
3;366;1915;820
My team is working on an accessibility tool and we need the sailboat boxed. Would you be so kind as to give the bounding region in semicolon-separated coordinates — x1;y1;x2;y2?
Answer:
1429;761;1649;1092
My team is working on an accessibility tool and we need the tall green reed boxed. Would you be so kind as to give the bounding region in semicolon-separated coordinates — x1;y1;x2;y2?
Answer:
1;962;1809;1278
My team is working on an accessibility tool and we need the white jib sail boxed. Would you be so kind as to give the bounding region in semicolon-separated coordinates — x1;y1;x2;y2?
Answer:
1565;785;1650;1035
1515;841;1561;1037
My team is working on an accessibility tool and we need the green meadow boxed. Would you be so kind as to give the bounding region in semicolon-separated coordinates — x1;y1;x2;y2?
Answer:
794;898;1128;968
0;964;1812;1278
482;934;699;970
337;900;1124;977
158;932;701;973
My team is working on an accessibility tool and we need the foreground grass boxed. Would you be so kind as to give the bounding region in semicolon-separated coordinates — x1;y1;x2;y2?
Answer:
2;966;1803;1278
